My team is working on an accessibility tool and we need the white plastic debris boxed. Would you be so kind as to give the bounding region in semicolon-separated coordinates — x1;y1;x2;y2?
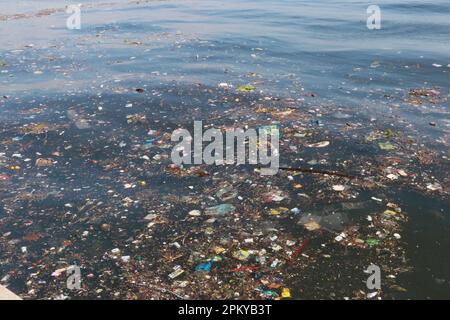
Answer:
332;184;345;191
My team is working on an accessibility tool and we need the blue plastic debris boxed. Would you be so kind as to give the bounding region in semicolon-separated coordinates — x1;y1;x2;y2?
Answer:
195;261;213;272
141;139;155;150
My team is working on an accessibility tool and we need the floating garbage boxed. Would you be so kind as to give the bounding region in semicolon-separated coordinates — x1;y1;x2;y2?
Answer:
195;261;213;273
366;239;380;247
237;84;256;92
205;204;235;216
307;141;330;148
232;249;251;261
378;142;395;150
332;184;345;191
188;209;201;217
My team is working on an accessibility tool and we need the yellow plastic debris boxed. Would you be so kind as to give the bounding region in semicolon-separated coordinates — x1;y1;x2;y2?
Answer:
304;221;321;231
281;288;291;298
383;210;397;217
213;246;225;254
269;207;289;216
232;249;250;261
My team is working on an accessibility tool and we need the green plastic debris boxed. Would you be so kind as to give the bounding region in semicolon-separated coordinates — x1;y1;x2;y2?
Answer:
386;128;392;139
211;255;222;262
378;142;395;150
237;84;256;92
366;239;379;247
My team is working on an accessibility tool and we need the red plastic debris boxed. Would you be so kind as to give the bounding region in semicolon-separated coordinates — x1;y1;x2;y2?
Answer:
227;265;259;273
290;238;310;264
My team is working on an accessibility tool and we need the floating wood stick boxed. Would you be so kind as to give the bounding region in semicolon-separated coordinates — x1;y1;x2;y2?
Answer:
278;166;357;179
